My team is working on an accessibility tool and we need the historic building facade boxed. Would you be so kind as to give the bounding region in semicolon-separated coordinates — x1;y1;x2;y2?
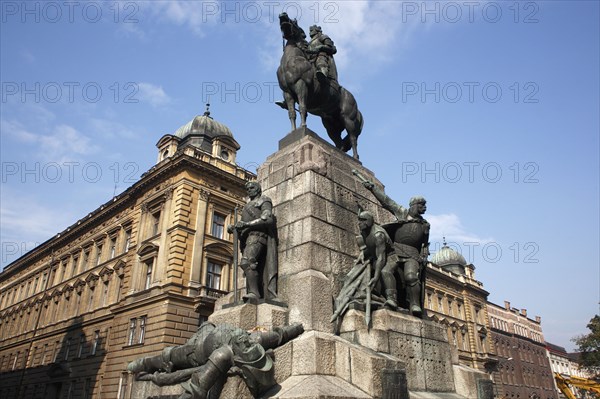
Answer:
547;343;595;398
0;110;254;398
488;301;558;399
426;243;497;371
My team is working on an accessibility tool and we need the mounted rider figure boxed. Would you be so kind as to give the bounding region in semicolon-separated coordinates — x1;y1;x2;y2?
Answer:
306;25;338;84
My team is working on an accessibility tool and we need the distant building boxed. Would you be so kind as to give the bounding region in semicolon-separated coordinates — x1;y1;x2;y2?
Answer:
426;243;497;372
488;301;558;399
547;343;595;398
0;109;254;398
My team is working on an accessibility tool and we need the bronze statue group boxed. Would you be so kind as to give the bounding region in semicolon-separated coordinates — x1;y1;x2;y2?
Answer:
127;16;430;399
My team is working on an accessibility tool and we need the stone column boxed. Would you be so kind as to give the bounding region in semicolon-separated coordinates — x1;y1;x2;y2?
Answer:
189;189;210;291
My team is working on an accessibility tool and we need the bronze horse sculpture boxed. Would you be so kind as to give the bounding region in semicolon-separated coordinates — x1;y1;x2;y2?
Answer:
276;13;364;160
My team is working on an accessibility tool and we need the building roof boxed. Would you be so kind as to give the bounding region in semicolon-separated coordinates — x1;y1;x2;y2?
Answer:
174;108;234;140
546;342;568;354
431;244;467;267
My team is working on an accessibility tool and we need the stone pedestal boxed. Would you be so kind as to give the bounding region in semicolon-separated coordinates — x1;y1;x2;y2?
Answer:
340;309;455;392
209;301;289;330
258;128;392;333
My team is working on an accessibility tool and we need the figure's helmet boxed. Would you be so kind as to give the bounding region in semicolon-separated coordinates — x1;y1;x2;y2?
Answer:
409;196;426;206
358;211;374;228
309;25;322;35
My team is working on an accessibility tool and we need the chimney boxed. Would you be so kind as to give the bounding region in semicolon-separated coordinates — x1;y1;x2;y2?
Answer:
521;309;527;317
535;316;541;323
504;301;511;310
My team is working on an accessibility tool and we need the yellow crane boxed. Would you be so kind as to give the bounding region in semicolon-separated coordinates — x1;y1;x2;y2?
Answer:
555;372;600;399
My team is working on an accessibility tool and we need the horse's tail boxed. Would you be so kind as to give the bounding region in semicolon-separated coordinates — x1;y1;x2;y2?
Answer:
357;110;364;137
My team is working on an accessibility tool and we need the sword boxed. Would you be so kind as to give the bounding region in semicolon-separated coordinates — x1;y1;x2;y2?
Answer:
365;258;372;329
352;169;369;184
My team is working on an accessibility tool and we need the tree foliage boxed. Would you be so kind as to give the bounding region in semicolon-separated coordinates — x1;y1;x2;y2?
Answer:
573;315;600;376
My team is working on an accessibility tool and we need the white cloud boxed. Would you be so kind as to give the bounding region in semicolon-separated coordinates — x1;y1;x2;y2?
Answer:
1;118;99;163
0;188;81;268
137;83;171;107
428;212;495;244
427;213;496;264
89;118;138;140
141;1;214;36
259;1;425;73
1;119;37;143
137;1;424;74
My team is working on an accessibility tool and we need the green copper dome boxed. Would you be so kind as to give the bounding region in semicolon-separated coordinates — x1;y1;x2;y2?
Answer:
431;243;467;275
172;106;239;153
174;110;234;140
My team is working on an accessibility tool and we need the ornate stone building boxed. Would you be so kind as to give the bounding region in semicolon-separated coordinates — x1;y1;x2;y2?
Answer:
488;301;558;399
426;243;497;372
0;110;254;398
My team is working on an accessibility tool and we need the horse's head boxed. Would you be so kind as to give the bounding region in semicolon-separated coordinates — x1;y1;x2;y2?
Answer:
279;12;306;42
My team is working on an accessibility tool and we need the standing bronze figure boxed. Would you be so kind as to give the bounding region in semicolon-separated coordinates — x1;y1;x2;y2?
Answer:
331;209;396;328
228;182;279;302
356;171;430;318
276;13;364;160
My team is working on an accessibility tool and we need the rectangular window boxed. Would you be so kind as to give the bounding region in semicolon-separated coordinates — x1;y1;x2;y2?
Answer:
95;244;103;266
128;316;147;345
124;229;132;253
60;262;67;283
12;352;19;370
31;346;38;367
41;343;48;365
72;256;79;277
116;276;123;303
151;210;161;236
33;276;39;293
144;259;154;290
77;334;85;358
64;338;71;361
211;212;226;239
75;292;82;316
128;319;137;346
138;316;146;344
117;373;129;399
206;261;222;290
91;331;100;355
102;282;109;306
82;250;89;271
109;237;117;259
88;289;95;312
49;267;56;287
53;340;60;362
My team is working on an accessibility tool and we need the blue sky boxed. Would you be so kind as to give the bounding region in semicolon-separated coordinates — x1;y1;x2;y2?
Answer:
1;1;598;351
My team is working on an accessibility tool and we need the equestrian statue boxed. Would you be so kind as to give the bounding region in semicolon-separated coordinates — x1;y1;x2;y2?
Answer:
276;13;364;160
